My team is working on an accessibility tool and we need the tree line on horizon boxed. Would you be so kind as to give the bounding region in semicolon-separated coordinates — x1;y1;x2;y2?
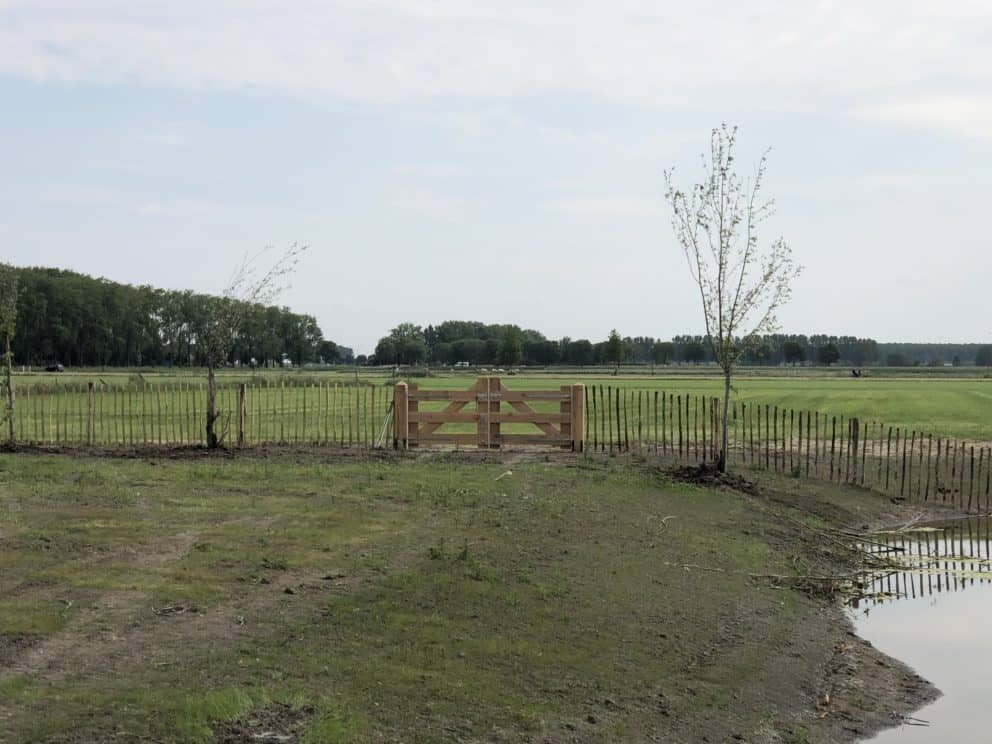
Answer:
7;267;349;368
3;266;990;369
372;322;990;369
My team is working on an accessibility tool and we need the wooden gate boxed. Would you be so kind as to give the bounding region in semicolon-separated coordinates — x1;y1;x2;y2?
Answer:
393;377;584;451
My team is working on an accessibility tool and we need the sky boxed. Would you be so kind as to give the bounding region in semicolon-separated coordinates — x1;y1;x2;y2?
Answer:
1;1;990;354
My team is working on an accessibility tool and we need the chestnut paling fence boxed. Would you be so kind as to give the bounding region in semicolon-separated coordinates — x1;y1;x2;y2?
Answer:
581;385;990;513
5;379;990;513
8;380;393;449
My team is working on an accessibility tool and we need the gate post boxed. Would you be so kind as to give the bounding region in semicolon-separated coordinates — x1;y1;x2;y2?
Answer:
571;384;585;452
394;381;409;449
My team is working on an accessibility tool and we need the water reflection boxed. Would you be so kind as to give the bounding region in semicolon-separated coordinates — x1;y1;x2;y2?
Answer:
852;517;992;608
851;516;992;742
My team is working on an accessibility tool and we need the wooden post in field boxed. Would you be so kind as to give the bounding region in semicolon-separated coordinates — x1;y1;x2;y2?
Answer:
884;427;893;492
663;392;669;455
978;448;992;512
393;381;408;449
916;433;925;499
935;438;943;500
571;384;585;452
701;396;707;464
655;391;660;454
850;418;859;484
605;386;612;452
764;406;770;469
985;447;992;509
237;383;246;448
789;408;803;475
623;391;630;452
891;428;901;496
636;390;642;451
591;386;598;451
907;431;917;498
950;440;958;502
615;387;622;451
829;416;837;481
968;446;976;511
813;412;820;477
585;386;591;452
772;406;779;472
600;385;606;452
713;398;720;463
488;377;500;448
86;382;94;446
748;404;755;464
330;383;338;445
860;420;868;486
692;396;698;461
973;447;987;506
668;393;681;450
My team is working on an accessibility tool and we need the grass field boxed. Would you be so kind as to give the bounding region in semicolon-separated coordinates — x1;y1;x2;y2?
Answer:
9;367;991;442
0;450;928;742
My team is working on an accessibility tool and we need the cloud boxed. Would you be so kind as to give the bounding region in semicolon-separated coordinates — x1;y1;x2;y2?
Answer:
855;95;992;140
1;0;991;119
392;189;466;218
853;171;928;192
551;194;661;218
135;128;190;147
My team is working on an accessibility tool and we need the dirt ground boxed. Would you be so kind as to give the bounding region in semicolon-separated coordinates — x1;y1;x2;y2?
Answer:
0;446;945;742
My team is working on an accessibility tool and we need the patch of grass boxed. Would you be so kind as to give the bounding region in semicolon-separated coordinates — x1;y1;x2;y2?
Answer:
303;705;366;743
174;687;255;741
0;599;73;635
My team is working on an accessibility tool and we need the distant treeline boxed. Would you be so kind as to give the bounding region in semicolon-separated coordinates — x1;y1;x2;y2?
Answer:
5;267;990;368
8;267;349;367
372;322;992;368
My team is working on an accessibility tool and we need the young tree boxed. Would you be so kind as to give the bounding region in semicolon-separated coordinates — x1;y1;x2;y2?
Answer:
665;125;801;472
606;329;623;374
203;244;306;448
0;264;17;445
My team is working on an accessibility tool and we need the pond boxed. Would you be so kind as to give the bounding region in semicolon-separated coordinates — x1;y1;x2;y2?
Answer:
850;516;992;741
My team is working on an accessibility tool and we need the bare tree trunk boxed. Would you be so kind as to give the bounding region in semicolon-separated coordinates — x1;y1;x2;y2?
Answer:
4;336;13;445
206;364;219;449
719;369;731;472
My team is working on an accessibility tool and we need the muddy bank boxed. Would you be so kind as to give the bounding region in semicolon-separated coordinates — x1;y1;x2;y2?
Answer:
664;463;945;742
